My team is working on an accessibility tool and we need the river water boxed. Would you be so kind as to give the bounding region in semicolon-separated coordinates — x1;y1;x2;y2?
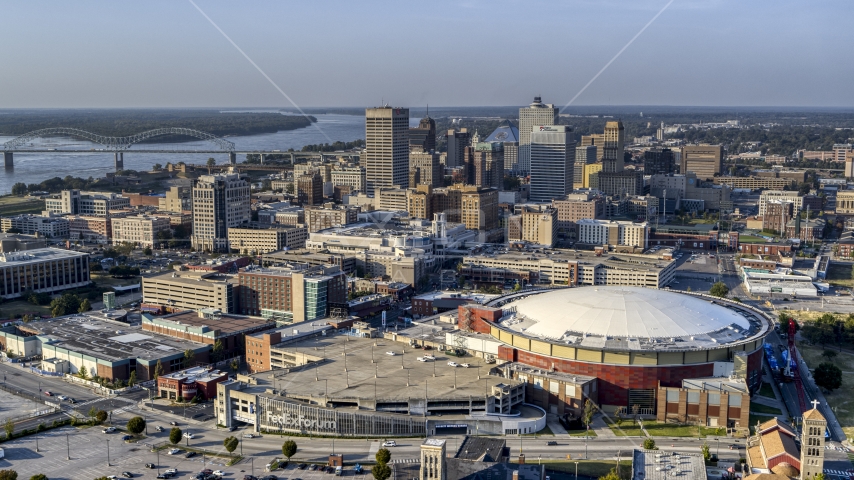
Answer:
0;113;372;195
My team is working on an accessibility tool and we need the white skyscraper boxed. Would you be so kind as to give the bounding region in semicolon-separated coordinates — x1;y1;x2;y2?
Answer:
365;106;409;194
191;173;250;252
518;97;558;175
530;125;576;202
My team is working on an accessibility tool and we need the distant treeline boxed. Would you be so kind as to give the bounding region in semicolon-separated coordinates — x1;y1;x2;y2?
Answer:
0;110;315;140
301;139;365;152
11;176;100;195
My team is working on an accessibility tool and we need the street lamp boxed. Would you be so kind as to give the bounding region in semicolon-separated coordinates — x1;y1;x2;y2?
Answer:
574;462;578;480
106;439;111;466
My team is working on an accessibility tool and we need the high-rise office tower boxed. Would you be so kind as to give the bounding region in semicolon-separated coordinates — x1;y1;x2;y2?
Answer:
643;148;675;175
445;128;470;168
409;151;443;188
464;143;503;189
191;173;251;252
573;145;598;189
680;145;723;180
409;114;436;153
529;125;576;202
580;134;605;161
365;106;410;194
602;120;625;173
518;97;558;175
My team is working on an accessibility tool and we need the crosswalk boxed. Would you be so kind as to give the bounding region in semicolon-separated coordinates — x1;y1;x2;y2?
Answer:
390;458;419;464
824;469;854;478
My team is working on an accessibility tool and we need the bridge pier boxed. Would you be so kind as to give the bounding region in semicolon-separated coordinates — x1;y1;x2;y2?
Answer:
229;152;236;165
4;152;12;169
114;152;124;171
260;153;265;165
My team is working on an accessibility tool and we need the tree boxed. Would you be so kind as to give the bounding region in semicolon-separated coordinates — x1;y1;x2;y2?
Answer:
153;163;163;171
183;349;196;368
169;427;182;444
128;370;137;387
631;404;640;426
282;440;297;461
371;464;391;480
582;399;595;434
642;438;656;450
126;416;146;434
212;340;224;361
375;447;391;465
78;299;91;314
230;359;240;372
814;362;843;392
4;419;14;438
95;410;107;424
78;366;88;380
143;246;153;256
153;359;164;380
597;469;620;480
709;282;729;298
29;475;47;480
0;471;17;480
223;436;239;453
50;293;82;317
701;442;711;462
11;182;28;195
822;350;838;361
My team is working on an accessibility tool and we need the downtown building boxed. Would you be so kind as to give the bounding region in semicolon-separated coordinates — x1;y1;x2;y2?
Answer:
190;173;251;252
681;145;723;180
529;125;575;202
595;121;643;196
365;106;410;194
236;264;347;322
227;223;308;254
518;97;558;175
0;213;69;238
45;190;130;216
111;215;172;248
0;248;91;299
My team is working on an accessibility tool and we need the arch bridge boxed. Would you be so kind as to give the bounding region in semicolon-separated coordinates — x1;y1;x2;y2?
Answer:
3;127;236;169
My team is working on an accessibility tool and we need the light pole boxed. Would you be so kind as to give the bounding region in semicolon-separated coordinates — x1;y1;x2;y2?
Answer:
66;433;70;460
106;439;111;466
35;435;39;452
251;458;254;478
574;462;578;480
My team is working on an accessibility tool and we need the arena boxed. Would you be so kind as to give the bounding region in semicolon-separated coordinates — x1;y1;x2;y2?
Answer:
465;286;774;415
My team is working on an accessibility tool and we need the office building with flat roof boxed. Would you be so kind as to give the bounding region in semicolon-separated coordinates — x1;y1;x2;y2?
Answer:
227;223;307;254
681;145;723;180
0;248;90;299
191;173;251;252
237;264;347;323
409;114;436;153
111;215;172;248
142;309;276;357
142;270;236;313
365;106;410;194
529;125;575;202
0;214;69;238
45;190;130;216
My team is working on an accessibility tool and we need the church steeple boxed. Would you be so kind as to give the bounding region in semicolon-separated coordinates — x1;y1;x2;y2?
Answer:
799;401;826;479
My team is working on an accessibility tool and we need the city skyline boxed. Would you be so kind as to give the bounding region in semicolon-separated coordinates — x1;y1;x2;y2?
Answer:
1;1;852;108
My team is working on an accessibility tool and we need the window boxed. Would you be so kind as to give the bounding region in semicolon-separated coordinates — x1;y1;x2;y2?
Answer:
666;390;679;402
566;385;576;397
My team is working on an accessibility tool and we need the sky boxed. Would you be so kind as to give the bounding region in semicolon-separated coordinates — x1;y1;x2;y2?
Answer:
1;0;852;109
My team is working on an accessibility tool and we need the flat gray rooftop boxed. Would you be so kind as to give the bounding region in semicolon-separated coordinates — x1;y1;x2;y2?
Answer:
249;333;517;403
633;449;707;480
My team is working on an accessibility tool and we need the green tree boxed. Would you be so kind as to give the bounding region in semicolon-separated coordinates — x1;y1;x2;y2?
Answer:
814;362;843;392
0;471;17;480
143;246;153;256
212;340;224;361
512;282;521;292
371;463;391;480
223;436;239;453
94;477;110;480
153;163;162;171
597;469;620;480
709;282;729;298
183;349;195;368
29;475;47;480
78;298;91;313
375;447;391;465
4;419;14;438
701;443;711;462
50;293;82;317
642;438;656;450
126;416;146;434
169;427;182;444
230;359;240;372
78;366;88;380
822;350;838;361
95;410;107;424
153;359;164;379
128;370;137;387
11;183;28;195
582;399;595;434
282;440;297;461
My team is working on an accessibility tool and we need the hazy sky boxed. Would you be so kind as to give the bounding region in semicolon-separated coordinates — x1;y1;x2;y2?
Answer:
2;1;852;108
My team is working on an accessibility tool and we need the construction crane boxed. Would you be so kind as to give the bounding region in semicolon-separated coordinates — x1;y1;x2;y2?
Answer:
788;319;808;413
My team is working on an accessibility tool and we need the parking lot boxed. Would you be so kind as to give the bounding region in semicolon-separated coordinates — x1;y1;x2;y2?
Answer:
0;426;235;480
263;459;375;480
0;387;49;420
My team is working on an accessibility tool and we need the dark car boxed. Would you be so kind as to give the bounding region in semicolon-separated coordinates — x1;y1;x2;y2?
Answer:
546;441;557;446
157;475;169;479
170;421;179;426
243;476;258;480
122;435;133;441
309;465;318;471
299;464;308;470
186;451;197;458
145;464;156;469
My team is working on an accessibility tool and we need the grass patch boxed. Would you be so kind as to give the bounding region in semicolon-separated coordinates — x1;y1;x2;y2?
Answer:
750;402;782;415
524;425;554;436
566;428;597;437
799;343;854;430
605;419;726;438
0;300;52;320
0;195;46;216
514;460;632;480
758;382;776;399
826;262;854;288
604;418;642;436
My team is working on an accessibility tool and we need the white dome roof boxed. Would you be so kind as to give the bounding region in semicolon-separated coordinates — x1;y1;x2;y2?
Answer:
504;286;750;340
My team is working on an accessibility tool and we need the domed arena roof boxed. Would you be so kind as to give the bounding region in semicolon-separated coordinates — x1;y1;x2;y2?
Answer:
501;286;751;340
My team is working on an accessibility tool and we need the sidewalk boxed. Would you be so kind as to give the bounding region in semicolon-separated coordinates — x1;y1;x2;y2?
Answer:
590;414;617;438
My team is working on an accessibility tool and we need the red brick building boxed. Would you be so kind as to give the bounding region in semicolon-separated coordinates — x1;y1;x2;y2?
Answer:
157;366;229;401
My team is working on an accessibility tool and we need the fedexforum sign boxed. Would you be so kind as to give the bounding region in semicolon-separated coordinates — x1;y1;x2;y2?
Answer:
266;411;336;430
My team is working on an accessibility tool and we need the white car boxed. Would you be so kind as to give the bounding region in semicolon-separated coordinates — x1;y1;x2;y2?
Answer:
167;448;181;455
165;469;177;475
385;351;397;356
417;357;431;362
57;395;68;401
382;440;397;447
213;471;225;477
102;427;117;433
183;432;195;439
423;354;435;360
461;363;470;368
447;361;458;367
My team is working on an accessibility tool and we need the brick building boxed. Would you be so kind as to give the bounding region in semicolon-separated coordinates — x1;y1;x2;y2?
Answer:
142;309;276;358
157;366;229;401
